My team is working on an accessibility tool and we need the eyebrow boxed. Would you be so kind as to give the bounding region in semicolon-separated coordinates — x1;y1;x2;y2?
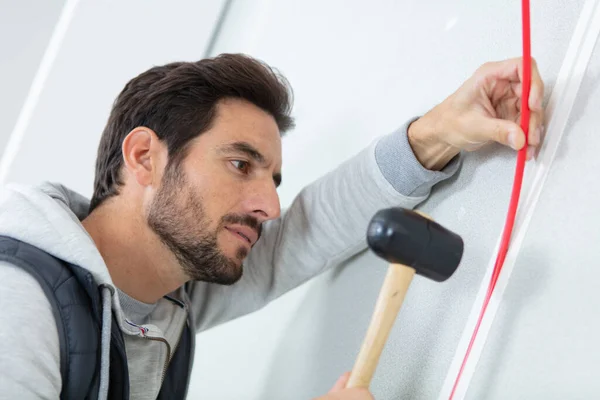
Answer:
218;141;282;188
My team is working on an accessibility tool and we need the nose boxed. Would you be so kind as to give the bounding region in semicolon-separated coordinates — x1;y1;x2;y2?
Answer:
245;179;281;222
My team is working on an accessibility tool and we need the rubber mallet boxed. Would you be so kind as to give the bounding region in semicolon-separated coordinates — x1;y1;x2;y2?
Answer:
346;207;464;389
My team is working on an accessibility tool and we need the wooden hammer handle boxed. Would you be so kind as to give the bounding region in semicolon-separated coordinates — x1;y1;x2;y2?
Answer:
346;263;416;389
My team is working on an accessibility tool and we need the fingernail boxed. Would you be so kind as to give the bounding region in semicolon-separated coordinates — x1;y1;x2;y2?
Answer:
530;94;542;110
529;96;536;109
509;130;520;150
531;145;538;160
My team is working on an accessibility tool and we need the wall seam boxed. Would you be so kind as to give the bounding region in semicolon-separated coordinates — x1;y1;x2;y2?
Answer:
203;0;234;58
0;0;80;185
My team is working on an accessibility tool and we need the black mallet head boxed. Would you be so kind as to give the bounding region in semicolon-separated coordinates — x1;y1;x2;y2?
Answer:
367;207;464;282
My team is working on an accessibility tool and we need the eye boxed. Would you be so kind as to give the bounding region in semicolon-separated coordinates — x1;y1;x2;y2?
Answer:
230;160;250;174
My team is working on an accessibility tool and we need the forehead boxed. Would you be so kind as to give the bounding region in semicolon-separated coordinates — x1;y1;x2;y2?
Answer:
192;98;282;163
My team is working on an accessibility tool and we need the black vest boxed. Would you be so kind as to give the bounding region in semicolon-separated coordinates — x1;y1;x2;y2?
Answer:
0;236;193;399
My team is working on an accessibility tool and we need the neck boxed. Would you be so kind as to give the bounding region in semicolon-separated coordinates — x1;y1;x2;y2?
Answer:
82;198;187;304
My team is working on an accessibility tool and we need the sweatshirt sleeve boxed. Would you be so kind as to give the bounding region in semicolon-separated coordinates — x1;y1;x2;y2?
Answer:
0;261;62;399
188;119;461;331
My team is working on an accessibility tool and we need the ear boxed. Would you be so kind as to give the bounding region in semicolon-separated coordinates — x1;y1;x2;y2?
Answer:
121;127;166;187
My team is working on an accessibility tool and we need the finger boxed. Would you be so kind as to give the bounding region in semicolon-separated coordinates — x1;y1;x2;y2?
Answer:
516;57;544;111
328;372;351;393
528;58;545;111
474;117;526;151
511;81;522;98
477;57;544;111
527;110;544;147
475;57;522;83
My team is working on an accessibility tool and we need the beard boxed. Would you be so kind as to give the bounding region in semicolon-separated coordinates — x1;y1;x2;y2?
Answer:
146;161;261;285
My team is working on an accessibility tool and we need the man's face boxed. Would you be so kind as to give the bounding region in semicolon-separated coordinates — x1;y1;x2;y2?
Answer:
147;98;283;284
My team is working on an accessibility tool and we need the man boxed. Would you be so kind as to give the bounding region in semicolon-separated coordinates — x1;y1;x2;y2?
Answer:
0;53;543;400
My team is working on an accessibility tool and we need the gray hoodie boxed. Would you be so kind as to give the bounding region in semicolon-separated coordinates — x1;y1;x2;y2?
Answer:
0;121;460;400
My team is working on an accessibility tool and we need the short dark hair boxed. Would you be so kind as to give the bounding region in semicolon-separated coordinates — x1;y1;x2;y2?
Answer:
89;53;295;212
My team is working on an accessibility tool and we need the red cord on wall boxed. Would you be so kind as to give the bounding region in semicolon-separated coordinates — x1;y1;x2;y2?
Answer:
448;0;532;398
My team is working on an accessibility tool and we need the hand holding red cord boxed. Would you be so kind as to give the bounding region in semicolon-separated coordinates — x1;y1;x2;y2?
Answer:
407;57;544;171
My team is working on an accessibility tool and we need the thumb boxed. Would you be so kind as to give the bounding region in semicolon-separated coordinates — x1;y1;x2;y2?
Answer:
328;372;351;393
474;117;526;151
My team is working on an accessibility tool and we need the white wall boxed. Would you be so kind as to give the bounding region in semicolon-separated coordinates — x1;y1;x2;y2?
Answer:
2;1;597;399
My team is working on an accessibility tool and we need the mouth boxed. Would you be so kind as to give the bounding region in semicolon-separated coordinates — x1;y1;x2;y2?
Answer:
224;226;257;247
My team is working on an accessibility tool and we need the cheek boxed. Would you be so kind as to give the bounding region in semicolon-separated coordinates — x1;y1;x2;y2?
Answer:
199;181;245;225
183;159;245;222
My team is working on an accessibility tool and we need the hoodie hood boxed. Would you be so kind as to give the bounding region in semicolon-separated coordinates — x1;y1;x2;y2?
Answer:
0;181;136;333
0;182;110;284
0;181;142;399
